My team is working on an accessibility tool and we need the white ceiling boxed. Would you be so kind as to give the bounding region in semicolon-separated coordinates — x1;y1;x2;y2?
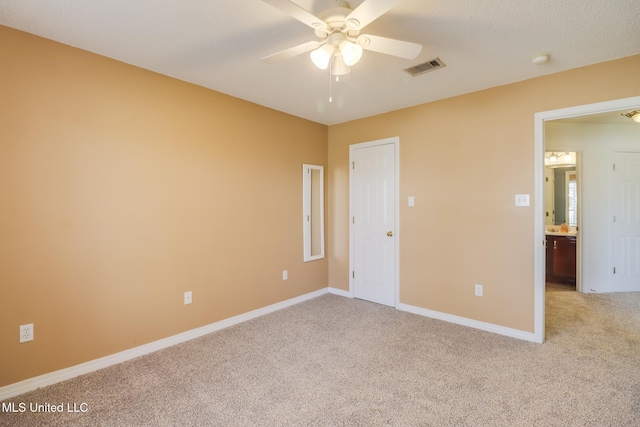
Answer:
1;0;639;125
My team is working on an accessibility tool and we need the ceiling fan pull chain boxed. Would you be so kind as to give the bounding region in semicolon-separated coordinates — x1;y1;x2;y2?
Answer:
329;59;333;103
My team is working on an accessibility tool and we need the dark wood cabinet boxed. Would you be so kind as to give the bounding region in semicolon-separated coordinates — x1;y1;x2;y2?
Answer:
546;235;576;285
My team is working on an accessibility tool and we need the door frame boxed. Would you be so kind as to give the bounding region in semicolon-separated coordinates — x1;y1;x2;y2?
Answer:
534;96;640;343
349;136;400;306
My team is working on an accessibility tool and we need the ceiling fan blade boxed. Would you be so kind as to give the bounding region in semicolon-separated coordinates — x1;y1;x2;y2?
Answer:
263;0;327;31
262;40;324;64
344;0;403;30
357;34;422;59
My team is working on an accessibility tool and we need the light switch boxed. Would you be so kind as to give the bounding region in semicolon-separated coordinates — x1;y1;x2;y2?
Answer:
515;194;530;206
408;196;415;207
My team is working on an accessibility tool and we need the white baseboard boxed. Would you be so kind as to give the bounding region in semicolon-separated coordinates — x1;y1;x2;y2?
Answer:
0;288;329;401
328;287;352;298
396;302;538;343
1;289;539;401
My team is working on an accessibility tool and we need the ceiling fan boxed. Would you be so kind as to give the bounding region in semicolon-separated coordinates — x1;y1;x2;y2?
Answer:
262;0;422;75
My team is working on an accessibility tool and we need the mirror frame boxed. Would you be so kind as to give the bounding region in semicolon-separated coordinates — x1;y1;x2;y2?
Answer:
302;164;324;262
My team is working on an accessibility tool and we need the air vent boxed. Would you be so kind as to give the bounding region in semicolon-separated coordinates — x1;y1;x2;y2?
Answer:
404;58;446;77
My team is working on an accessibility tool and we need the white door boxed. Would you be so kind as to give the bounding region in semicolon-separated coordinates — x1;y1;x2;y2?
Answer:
611;152;640;292
350;139;397;307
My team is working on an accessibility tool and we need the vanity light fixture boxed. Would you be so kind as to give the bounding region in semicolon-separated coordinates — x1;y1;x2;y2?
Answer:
545;152;572;164
622;110;640;123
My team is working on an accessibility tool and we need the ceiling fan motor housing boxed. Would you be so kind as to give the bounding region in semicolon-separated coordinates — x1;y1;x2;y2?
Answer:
327;0;351;9
316;4;355;38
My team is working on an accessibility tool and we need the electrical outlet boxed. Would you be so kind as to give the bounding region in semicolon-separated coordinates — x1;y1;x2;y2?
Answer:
184;291;192;305
20;324;34;343
475;284;483;297
282;270;288;281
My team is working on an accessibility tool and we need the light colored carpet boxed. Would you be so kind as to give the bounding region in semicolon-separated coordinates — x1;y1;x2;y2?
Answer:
2;291;639;426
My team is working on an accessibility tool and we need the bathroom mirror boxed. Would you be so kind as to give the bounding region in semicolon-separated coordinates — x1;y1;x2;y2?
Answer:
303;164;324;262
544;152;577;227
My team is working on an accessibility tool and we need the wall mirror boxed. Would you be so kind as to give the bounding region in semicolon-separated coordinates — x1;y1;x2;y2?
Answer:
303;164;324;262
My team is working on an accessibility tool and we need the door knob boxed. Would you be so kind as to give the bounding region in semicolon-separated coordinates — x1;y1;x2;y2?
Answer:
387;231;393;237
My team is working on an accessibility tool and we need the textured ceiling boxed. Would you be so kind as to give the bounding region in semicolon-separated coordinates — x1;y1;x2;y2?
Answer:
1;0;639;125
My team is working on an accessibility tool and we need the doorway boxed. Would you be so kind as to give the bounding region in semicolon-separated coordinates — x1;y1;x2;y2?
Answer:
544;152;579;293
349;137;399;307
534;96;640;343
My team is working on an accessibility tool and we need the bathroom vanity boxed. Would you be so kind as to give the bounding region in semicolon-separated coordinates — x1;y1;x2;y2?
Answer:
545;232;577;285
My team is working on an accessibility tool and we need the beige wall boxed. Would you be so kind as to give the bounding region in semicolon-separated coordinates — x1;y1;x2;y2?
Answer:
0;26;328;387
328;55;640;332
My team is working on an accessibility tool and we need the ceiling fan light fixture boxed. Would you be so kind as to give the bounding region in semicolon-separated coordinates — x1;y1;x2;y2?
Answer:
310;44;335;70
331;54;351;76
339;40;363;66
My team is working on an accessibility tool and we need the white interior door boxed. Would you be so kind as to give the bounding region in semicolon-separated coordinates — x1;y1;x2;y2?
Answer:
350;138;398;307
611;152;640;292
